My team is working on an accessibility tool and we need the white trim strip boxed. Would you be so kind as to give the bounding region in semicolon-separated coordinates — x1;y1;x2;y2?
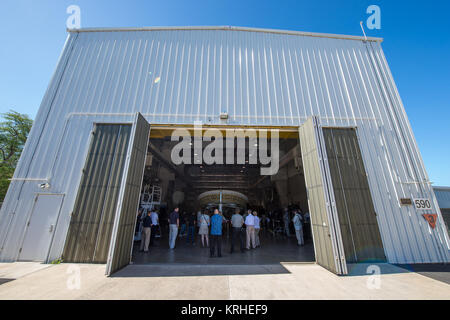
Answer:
68;26;383;42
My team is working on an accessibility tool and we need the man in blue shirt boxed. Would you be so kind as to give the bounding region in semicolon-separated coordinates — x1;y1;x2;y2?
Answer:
210;209;223;258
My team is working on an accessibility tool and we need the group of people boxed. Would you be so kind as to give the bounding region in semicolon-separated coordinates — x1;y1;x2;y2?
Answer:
136;205;310;257
166;207;262;258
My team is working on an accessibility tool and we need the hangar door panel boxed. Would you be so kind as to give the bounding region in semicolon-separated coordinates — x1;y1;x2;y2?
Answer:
63;124;132;263
106;113;150;275
299;117;347;274
322;128;386;263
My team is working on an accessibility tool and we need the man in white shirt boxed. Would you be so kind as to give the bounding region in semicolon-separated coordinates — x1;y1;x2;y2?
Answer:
230;209;245;253
292;209;304;246
245;210;256;249
197;211;202;232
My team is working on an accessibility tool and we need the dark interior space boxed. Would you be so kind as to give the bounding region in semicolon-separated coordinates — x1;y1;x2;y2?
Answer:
131;126;315;265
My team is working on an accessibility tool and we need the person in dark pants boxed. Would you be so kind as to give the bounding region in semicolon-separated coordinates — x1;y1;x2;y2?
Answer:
186;212;196;245
150;209;159;245
230;209;245;253
168;207;180;249
283;207;291;237
210;209;223;258
303;210;311;240
179;212;187;237
139;211;152;253
135;209;143;234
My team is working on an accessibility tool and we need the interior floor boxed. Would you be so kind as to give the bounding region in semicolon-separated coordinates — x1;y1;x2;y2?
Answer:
132;230;315;265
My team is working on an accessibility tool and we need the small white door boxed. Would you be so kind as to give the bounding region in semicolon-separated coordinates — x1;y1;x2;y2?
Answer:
19;194;64;262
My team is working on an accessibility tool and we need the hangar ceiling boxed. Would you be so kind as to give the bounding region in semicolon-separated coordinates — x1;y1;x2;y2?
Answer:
142;131;302;207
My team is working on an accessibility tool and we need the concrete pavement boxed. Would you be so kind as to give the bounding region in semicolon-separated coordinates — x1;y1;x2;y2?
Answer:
0;262;449;300
0;262;51;280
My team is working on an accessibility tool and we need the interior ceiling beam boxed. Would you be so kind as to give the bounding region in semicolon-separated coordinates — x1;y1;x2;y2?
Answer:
192;175;253;179
193;186;251;190
249;146;297;189
191;183;250;186
186;180;250;188
149;125;300;139
147;142;193;187
191;187;249;190
191;181;249;184
189;174;257;178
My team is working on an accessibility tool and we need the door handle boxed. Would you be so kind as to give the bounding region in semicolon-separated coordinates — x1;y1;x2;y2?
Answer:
49;225;54;233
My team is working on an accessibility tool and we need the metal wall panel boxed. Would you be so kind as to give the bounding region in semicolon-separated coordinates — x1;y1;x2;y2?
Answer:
106;113;150;275
433;187;450;236
0;27;448;264
433;187;450;209
62;124;131;263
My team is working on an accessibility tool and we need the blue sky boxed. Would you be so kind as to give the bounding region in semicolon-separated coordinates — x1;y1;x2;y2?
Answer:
0;0;449;185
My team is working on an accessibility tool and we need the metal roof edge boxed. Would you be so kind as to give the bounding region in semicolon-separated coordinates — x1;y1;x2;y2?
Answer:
433;186;450;191
67;25;383;42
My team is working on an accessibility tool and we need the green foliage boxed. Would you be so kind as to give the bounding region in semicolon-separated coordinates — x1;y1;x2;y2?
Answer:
0;110;33;202
0;164;14;203
50;258;63;264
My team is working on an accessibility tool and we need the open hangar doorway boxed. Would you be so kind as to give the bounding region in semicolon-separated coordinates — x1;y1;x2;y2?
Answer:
61;114;386;276
131;124;316;266
131;117;387;275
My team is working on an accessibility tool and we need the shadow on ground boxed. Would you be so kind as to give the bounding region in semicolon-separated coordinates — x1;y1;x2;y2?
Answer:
111;262;450;284
131;232;315;265
395;263;450;285
118;232;315;277
345;262;450;285
346;263;410;276
119;232;450;284
110;263;296;278
0;278;14;286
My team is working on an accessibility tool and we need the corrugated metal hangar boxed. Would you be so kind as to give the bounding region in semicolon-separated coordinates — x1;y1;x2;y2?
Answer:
0;26;448;275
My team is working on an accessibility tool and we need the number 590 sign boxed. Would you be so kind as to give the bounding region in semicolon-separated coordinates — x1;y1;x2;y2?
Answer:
413;198;432;210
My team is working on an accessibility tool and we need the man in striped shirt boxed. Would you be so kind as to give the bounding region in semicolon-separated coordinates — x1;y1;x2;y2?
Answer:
245;210;256;249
